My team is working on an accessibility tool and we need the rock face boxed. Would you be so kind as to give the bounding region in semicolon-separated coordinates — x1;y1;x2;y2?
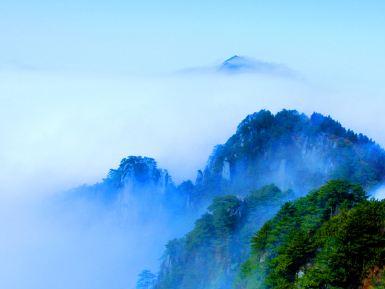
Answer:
70;156;180;211
68;109;385;289
72;109;385;210
155;185;290;289
104;156;176;210
192;110;385;203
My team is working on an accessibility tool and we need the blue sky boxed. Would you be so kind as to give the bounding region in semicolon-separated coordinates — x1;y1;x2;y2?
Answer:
1;3;385;289
1;0;385;196
1;0;385;76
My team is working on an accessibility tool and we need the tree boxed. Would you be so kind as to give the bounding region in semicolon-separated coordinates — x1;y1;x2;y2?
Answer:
136;270;157;289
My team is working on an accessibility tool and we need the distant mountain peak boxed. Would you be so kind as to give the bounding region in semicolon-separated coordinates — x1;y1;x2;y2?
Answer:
223;55;242;62
218;55;297;78
178;55;300;79
219;55;254;72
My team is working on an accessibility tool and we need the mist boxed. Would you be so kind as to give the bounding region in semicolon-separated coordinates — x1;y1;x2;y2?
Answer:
1;68;385;289
0;186;197;289
1;69;385;197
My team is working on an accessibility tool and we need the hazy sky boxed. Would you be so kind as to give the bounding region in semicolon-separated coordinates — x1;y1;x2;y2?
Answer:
1;2;385;289
1;0;385;197
0;1;384;76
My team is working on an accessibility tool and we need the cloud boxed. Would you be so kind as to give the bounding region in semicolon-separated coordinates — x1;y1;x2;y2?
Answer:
1;64;385;289
0;188;196;289
178;55;301;79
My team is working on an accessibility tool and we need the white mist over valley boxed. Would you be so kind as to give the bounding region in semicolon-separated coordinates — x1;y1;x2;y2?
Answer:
1;66;385;288
1;1;385;288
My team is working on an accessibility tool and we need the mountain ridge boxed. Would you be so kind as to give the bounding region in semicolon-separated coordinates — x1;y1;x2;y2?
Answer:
70;109;385;210
64;109;385;289
153;180;385;289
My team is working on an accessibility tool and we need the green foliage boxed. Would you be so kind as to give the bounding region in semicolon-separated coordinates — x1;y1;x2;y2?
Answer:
295;200;385;288
245;185;286;209
198;110;385;202
155;185;290;289
240;180;385;289
208;195;243;237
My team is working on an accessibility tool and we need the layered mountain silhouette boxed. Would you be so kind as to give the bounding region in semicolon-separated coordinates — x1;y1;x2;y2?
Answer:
72;109;385;210
150;111;385;289
68;109;385;289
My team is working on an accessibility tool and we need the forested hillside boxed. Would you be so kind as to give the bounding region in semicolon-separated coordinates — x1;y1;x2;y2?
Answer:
155;185;292;289
153;181;385;289
66;110;385;289
72;110;385;213
193;110;385;204
240;180;385;289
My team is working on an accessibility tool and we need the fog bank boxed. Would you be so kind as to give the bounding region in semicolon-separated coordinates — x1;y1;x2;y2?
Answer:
1;69;385;289
1;70;385;198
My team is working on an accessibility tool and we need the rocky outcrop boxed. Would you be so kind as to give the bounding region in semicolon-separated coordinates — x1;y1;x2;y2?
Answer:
72;110;385;212
193;110;385;202
107;156;173;194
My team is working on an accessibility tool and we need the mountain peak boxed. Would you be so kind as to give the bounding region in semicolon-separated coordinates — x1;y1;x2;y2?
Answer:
179;55;299;79
223;55;242;62
106;156;172;191
220;55;254;72
199;109;385;197
218;55;297;78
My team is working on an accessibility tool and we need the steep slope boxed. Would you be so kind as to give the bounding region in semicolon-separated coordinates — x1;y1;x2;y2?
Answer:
66;110;385;289
240;180;385;289
68;156;188;217
155;185;293;289
154;181;385;289
192;110;385;204
71;110;385;212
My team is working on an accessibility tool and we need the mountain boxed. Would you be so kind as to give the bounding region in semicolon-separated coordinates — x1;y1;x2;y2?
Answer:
240;180;385;289
143;110;385;289
66;109;385;289
154;181;385;289
154;185;293;289
191;110;385;205
218;55;296;77
107;156;172;192
67;156;189;220
71;156;173;200
72;110;385;211
219;55;257;72
179;56;298;78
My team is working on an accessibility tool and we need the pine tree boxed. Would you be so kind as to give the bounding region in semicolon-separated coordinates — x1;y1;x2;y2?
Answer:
136;270;156;289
